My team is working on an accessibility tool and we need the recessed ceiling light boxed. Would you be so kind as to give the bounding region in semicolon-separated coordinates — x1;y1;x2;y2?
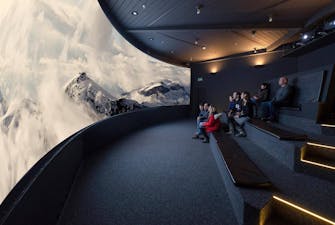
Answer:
142;4;146;9
268;15;273;23
253;48;257;53
194;39;199;45
148;37;154;41
201;46;206;50
131;11;138;16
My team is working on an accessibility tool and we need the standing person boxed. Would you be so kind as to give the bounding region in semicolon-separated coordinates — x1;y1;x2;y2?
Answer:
227;92;253;137
261;76;293;121
192;102;209;139
199;105;221;143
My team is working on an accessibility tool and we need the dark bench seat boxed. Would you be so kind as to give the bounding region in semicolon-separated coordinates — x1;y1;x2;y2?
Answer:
248;119;307;141
212;131;271;188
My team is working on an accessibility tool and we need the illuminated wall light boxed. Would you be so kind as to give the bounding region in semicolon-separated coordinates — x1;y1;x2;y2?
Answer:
210;67;218;74
273;196;335;225
321;124;335;128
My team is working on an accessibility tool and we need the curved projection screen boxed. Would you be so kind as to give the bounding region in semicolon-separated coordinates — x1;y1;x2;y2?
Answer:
0;0;189;202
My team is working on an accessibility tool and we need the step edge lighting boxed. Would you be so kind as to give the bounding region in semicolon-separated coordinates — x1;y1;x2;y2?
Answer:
321;124;335;128
273;196;335;225
307;142;335;150
300;158;335;170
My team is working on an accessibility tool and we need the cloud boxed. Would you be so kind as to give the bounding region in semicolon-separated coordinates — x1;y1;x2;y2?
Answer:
0;0;189;202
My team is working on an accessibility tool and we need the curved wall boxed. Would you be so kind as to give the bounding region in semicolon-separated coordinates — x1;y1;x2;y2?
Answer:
0;105;190;225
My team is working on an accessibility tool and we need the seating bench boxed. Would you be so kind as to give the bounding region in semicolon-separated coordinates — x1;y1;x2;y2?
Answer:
248;118;307;141
212;130;271;187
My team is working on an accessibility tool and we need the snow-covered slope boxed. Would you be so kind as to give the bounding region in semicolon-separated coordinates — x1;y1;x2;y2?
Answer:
65;73;144;118
122;80;190;107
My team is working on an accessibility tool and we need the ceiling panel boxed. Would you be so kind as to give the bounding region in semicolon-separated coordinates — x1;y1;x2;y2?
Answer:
99;0;335;67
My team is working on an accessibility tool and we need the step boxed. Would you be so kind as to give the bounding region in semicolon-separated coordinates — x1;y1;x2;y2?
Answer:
320;123;335;136
278;114;323;136
262;195;335;225
209;134;272;225
230;136;335;224
248;119;307;141
296;142;335;181
244;122;303;170
212;131;271;187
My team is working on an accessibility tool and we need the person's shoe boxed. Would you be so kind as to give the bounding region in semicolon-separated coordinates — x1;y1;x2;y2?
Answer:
192;134;199;139
202;138;209;143
235;132;246;137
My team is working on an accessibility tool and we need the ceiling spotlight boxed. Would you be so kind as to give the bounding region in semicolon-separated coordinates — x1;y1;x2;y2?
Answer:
302;34;309;40
201;46;206;50
253;48;257;53
131;11;138;16
148;37;154;41
196;4;203;15
268;15;273;23
142;4;146;9
251;30;256;36
194;39;199;45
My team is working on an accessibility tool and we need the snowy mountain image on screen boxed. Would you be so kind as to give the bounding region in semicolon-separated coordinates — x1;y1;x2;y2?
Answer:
122;80;190;107
65;73;144;118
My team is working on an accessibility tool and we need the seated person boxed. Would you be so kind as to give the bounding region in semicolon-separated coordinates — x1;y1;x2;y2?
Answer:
251;83;269;117
192;102;209;139
199;105;221;143
260;76;293;121
227;92;253;137
227;91;242;118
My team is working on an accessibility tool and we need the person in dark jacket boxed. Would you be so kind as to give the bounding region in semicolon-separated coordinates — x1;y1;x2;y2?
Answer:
227;92;253;137
261;76;293;121
251;83;269;117
192;102;209;139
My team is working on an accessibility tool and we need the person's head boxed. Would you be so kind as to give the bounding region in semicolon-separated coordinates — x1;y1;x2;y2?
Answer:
234;92;241;100
199;103;204;111
203;102;209;111
242;91;250;101
261;83;268;90
278;77;288;87
209;105;216;114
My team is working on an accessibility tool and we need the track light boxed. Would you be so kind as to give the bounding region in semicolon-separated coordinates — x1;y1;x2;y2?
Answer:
196;4;203;15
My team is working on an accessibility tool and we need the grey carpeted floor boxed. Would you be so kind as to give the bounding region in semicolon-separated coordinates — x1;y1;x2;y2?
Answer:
57;119;237;225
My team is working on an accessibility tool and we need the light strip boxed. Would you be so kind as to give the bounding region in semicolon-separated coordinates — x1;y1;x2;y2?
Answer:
307;142;335;150
273;196;335;225
300;158;335;170
321;124;335;128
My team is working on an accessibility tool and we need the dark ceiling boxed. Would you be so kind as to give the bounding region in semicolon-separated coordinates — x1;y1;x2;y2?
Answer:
98;0;335;67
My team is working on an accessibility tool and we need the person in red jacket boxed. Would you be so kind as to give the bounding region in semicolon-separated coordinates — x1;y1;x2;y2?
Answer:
199;105;222;143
